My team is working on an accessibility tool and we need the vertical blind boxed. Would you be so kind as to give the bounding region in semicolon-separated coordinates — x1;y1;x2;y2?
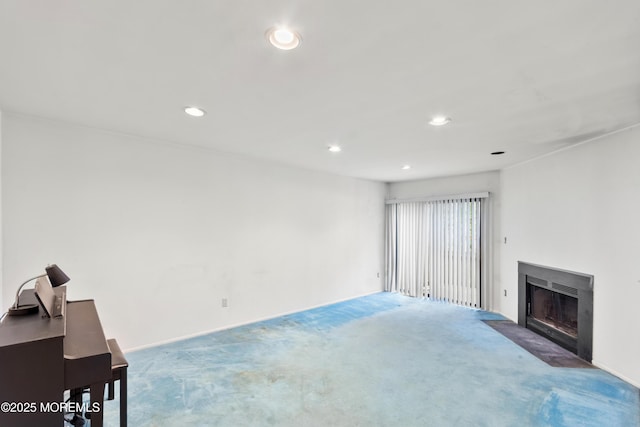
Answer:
385;195;486;308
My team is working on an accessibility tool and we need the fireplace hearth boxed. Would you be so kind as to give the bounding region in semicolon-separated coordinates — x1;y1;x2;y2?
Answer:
518;262;593;362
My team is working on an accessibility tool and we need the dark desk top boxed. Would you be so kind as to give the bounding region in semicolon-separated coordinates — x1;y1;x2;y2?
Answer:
63;298;111;389
64;299;109;360
0;289;66;348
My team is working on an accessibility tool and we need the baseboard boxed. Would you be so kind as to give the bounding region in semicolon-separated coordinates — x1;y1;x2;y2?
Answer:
125;289;384;353
591;359;640;389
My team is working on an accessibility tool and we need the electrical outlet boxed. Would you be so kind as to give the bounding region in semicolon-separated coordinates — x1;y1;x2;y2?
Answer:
504;290;507;297
222;298;228;308
377;272;380;278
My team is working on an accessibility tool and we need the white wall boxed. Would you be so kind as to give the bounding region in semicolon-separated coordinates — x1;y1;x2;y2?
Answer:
0;110;3;310
1;113;386;349
387;171;502;310
387;171;501;201
500;126;640;387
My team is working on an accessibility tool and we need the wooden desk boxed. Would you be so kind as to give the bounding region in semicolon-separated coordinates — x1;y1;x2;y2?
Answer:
0;290;111;427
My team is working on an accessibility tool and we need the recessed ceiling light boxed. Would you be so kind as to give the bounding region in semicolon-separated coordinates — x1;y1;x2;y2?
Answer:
402;165;411;170
328;145;341;153
184;106;206;117
266;27;302;50
491;151;505;155
429;115;452;126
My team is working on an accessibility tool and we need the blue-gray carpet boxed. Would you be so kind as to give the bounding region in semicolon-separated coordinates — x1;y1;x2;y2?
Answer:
102;292;639;426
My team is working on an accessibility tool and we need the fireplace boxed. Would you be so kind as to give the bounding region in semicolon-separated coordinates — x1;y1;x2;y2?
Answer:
518;262;593;362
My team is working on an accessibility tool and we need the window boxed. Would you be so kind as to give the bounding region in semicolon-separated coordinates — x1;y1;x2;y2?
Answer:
385;194;488;308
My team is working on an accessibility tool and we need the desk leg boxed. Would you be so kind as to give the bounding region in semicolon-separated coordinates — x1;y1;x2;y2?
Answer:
120;369;127;427
70;388;83;415
89;382;105;427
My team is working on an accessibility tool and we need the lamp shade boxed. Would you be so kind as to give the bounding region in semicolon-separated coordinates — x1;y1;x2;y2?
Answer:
45;264;70;287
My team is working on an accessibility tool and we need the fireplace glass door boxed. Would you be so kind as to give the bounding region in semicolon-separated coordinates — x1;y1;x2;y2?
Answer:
529;286;578;338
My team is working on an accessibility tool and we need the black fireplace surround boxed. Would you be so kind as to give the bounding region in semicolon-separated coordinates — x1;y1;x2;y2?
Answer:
518;262;594;362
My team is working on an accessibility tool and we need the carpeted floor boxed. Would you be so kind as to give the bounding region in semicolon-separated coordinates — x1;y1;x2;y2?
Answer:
102;292;639;426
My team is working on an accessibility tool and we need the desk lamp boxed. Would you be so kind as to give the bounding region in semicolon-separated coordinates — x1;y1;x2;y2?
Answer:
8;264;70;316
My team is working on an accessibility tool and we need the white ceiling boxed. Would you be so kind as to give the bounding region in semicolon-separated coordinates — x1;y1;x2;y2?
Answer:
1;1;639;182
